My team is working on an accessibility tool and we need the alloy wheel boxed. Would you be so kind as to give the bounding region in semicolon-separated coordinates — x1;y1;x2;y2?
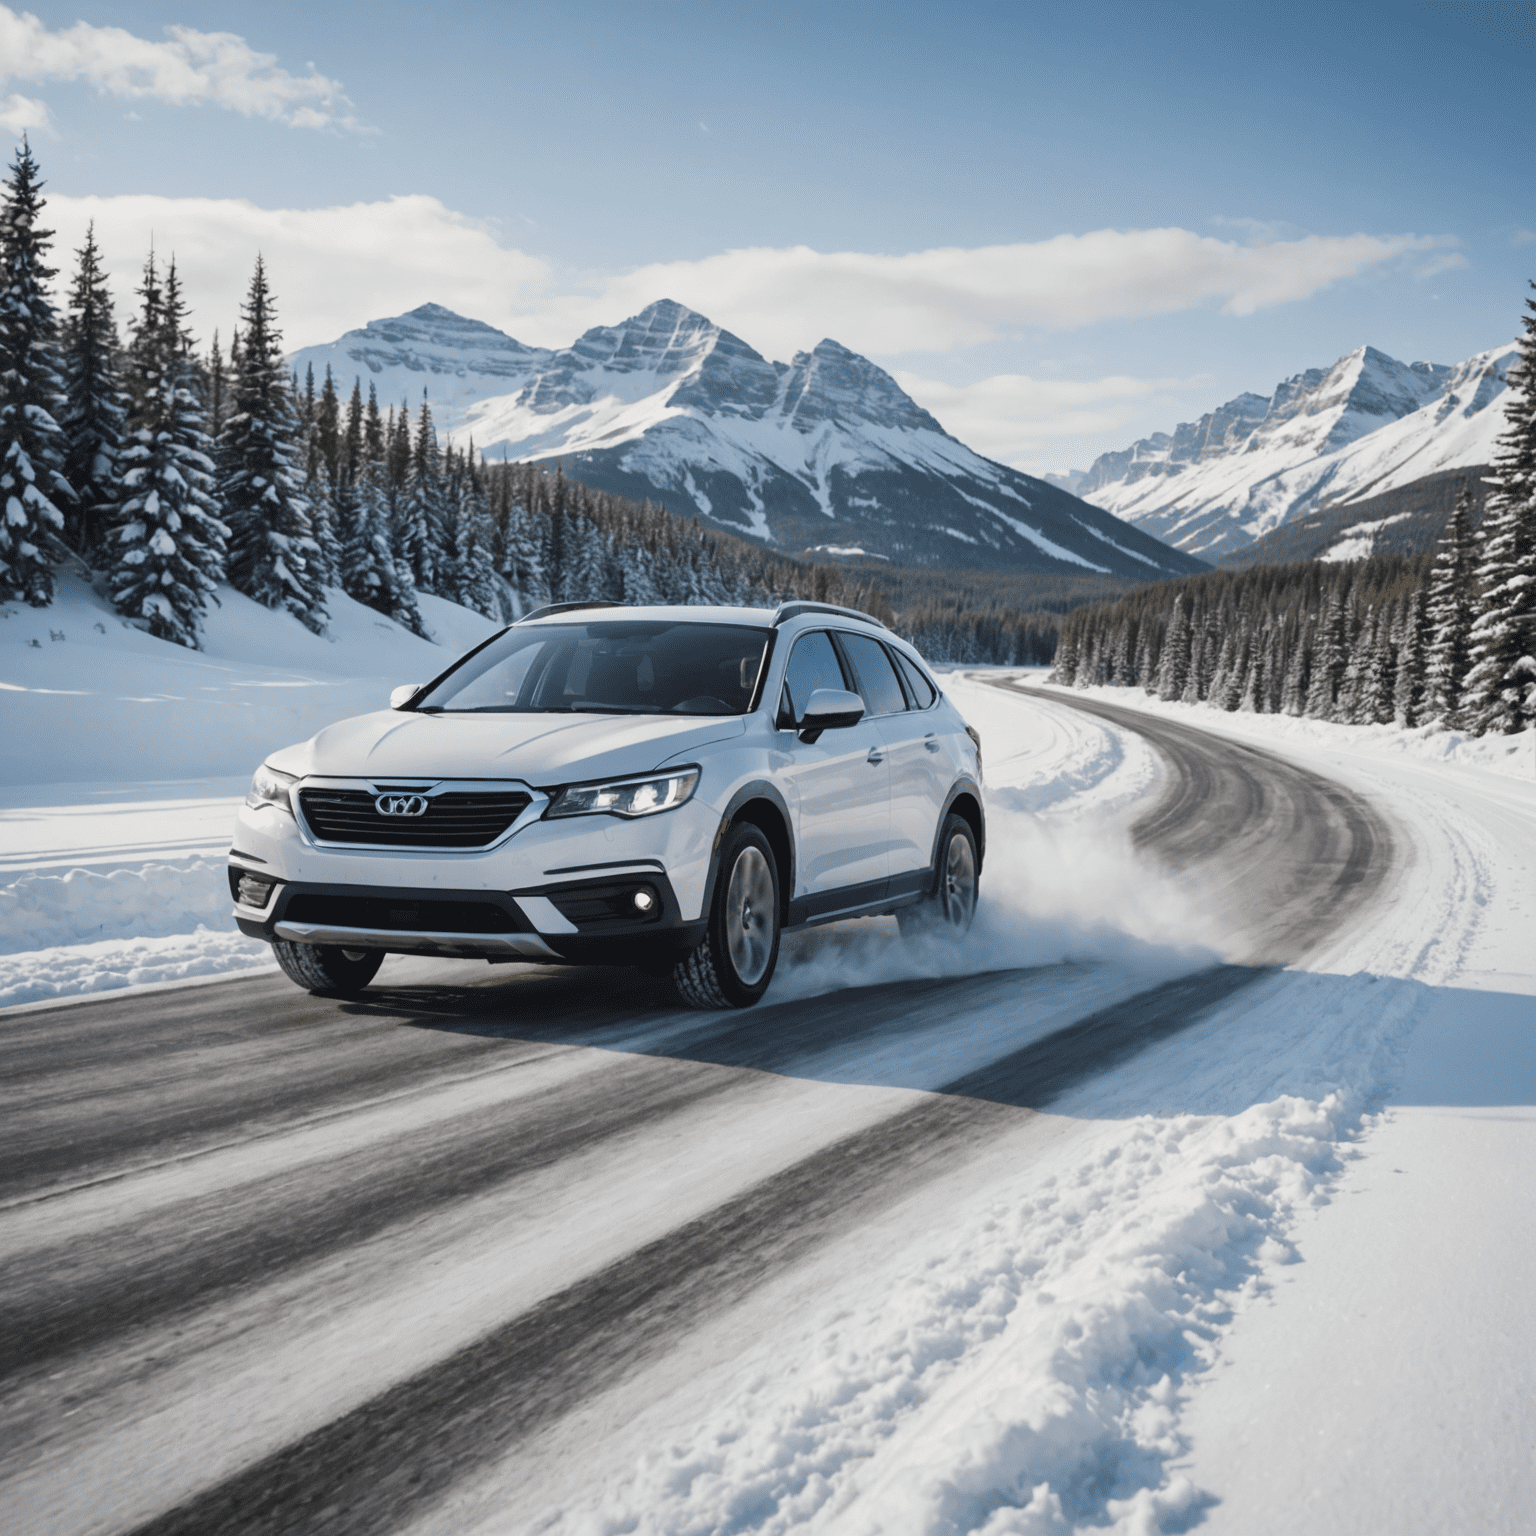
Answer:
725;844;776;985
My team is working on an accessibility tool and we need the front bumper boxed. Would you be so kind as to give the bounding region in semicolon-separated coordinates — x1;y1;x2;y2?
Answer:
229;780;720;967
231;868;706;968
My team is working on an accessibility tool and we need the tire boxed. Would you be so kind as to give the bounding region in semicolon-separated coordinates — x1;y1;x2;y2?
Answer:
673;822;781;1009
272;940;385;998
897;812;979;939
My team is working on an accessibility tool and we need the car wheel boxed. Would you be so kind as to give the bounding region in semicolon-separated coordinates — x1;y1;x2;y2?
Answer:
272;940;385;998
897;812;979;939
673;822;781;1009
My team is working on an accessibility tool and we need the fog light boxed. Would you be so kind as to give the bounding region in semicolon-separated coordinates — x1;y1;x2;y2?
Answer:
632;889;656;914
235;871;274;908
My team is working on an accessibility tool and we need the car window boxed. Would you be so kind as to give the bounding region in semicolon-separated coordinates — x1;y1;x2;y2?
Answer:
838;633;908;718
893;649;937;709
781;630;849;723
415;621;769;715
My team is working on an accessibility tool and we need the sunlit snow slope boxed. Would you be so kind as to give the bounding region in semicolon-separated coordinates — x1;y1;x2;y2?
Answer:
1077;342;1516;559
292;301;1203;579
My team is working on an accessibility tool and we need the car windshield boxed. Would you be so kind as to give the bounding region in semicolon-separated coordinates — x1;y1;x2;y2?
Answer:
414;621;772;716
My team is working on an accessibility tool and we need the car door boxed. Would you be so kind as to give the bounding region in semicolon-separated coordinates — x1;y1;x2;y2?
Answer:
838;634;950;897
776;629;890;907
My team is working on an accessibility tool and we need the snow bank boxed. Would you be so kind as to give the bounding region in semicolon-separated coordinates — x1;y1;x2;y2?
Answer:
1039;673;1535;783
0;859;232;955
0;929;273;1009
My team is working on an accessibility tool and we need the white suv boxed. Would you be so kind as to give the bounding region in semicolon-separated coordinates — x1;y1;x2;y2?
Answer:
230;601;984;1008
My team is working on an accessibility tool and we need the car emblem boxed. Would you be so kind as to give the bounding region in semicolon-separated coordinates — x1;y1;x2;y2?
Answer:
375;793;430;817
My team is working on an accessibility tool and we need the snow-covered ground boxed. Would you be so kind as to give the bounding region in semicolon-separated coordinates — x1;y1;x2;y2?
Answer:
0;572;500;1006
4;637;1532;1533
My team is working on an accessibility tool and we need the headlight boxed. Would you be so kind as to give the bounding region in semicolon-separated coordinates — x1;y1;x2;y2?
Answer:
246;763;297;813
545;768;700;820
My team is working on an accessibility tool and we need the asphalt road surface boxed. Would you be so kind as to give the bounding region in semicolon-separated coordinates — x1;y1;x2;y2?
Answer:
0;682;1398;1535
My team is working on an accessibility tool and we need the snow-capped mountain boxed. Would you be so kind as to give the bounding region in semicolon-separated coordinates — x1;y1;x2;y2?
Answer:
292;301;1203;580
1074;342;1517;560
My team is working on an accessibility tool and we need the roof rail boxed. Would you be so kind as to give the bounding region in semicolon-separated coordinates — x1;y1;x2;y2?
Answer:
516;600;623;624
771;601;888;630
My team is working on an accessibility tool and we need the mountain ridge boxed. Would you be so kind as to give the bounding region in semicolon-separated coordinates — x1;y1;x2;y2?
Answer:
1074;340;1516;560
291;299;1205;582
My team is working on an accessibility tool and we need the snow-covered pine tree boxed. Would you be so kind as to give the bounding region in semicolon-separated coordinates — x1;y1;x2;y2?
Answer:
398;397;447;593
1370;605;1406;724
1304;579;1350;718
107;258;228;648
220;257;327;632
1422;483;1481;726
499;495;548;610
205;332;226;442
0;137;72;606
1280;617;1313;715
1463;282;1536;735
58;222;126;558
1110;613;1138;687
336;382;422;635
1393;588;1430;727
1155;592;1190;700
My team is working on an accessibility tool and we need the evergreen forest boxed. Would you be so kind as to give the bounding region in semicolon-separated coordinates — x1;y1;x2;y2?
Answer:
3;137;1531;729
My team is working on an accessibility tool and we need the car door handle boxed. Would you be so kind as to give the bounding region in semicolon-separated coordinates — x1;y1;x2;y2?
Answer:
867;747;884;765
924;734;941;752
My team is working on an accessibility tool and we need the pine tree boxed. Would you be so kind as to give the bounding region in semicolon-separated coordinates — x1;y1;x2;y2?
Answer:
220;257;327;631
0;137;71;606
1463;282;1536;735
57;222;126;558
205;331;227;442
1394;589;1430;727
1281;618;1313;715
1156;592;1191;700
1423;484;1482;726
338;381;422;634
107;258;228;647
398;397;446;592
1305;580;1351;718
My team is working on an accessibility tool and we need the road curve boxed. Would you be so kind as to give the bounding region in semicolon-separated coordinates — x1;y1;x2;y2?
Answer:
0;683;1400;1536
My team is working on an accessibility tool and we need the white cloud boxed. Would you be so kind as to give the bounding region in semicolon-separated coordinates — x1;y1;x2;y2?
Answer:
0;6;360;131
48;193;549;350
1416;252;1469;278
1512;228;1536;247
519;227;1454;359
896;369;1202;471
0;89;49;136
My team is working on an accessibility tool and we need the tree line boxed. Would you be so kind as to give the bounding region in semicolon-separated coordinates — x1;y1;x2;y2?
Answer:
1049;284;1536;738
1;139;1081;665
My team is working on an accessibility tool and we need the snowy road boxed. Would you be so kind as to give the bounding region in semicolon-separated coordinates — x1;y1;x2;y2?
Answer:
1;682;1407;1535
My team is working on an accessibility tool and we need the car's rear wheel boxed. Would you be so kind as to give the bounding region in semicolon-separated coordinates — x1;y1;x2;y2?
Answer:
673;822;781;1009
272;940;385;998
897;813;979;938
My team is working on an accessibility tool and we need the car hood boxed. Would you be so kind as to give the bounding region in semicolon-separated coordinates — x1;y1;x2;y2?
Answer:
268;710;746;787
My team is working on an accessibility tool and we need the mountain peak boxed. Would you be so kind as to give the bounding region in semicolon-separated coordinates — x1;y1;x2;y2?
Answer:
289;298;1202;579
1076;338;1514;560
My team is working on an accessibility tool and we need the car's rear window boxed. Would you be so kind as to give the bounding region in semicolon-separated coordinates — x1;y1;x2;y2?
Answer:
415;621;771;716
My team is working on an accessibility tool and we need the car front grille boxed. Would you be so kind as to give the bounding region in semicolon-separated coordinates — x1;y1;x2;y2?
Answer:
282;894;527;933
297;789;532;848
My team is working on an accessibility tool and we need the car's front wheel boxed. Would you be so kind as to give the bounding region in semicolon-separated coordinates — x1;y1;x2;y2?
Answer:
673;822;781;1009
272;940;385;998
897;812;979;939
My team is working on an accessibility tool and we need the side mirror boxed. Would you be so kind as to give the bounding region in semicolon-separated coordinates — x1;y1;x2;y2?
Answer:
390;684;422;710
798;687;865;743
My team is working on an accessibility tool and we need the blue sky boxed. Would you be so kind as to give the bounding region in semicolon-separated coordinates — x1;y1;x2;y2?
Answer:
4;0;1533;472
